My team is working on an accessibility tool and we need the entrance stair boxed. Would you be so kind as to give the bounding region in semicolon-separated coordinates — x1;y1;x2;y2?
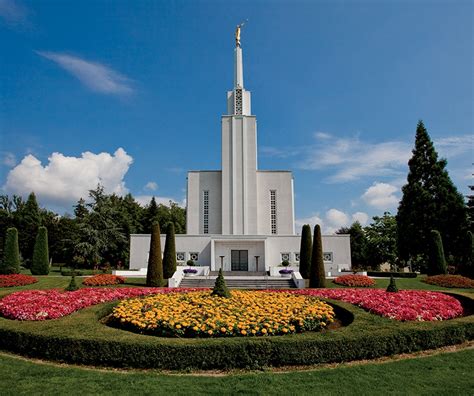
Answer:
178;272;296;289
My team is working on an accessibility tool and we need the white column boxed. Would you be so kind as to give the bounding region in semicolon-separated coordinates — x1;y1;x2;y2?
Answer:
234;47;244;88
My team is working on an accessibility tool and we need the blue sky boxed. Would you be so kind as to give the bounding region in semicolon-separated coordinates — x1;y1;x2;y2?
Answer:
0;0;472;232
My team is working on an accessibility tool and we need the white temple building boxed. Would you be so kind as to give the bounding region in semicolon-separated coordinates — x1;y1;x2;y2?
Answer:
127;29;351;286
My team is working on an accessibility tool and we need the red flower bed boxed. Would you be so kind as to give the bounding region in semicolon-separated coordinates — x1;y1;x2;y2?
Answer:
333;274;375;287
0;274;38;288
292;289;463;321
0;287;198;321
82;274;126;286
423;275;474;289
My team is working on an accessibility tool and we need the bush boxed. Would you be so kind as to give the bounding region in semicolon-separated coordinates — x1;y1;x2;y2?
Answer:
146;223;163;287
281;260;290;267
163;223;177;279
333;275;375;287
211;268;231;298
65;276;79;292
1;228;20;274
428;230;447;276
459;231;473;279
366;271;417;278
309;224;326;288
31;227;50;275
186;260;195;266
386;275;398;293
0;274;37;288
82;274;125;286
424;275;474;289
299;224;312;279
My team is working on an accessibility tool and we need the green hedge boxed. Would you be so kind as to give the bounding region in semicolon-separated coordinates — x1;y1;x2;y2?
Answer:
367;271;418;278
0;297;472;370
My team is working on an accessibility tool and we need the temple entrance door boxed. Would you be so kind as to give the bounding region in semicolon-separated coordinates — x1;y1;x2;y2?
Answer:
231;250;248;271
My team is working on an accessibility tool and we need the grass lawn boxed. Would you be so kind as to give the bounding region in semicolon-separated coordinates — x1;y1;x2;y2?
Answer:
0;347;472;395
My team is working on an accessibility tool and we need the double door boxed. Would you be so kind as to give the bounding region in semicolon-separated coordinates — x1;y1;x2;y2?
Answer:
231;250;248;271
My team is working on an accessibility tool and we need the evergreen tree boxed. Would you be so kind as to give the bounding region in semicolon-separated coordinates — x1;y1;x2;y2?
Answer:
17;192;41;266
146;222;163;286
143;197;159;234
467;184;474;232
65;275;79;291
1;227;20;274
364;213;398;270
386;274;398;293
299;224;312;279
31;226;50;275
309;224;326;288
459;231;473;278
211;268;231;298
397;121;468;269
74;198;89;219
163;223;177;279
428;230;447;276
337;221;367;269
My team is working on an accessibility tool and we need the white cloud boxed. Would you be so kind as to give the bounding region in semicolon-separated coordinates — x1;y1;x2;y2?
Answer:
260;146;299;158
314;131;332;140
144;181;158;191
135;195;185;208
1;152;16;167
434;135;473;158
3;148;133;208
351;211;369;225
361;182;399;210
296;209;368;235
36;51;134;95
0;0;27;24
299;135;411;182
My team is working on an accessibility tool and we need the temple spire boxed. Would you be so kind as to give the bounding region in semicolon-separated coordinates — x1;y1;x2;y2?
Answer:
234;23;245;89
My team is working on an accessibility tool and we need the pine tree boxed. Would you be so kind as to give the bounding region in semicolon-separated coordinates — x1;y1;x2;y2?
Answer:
31;226;50;275
163;223;177;279
386;274;398;293
459;231;473;279
1;227;20;274
309;224;326;288
397;121;468;269
428;230;447;276
467;184;474;232
144;197;159;234
299;224;312;279
65;275;79;291
211;268;231;298
146;222;163;287
17;192;41;266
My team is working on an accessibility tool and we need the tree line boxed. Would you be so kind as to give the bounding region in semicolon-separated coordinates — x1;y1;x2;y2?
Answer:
0;186;185;270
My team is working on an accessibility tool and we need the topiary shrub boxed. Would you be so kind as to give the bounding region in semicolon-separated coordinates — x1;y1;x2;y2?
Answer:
211;268;231;298
281;260;290;267
1;228;20;275
309;224;326;288
146;222;163;287
428;230;447;276
186;260;194;266
299;224;312;279
163;223;177;279
65;275;79;291
31;227;49;275
386;274;398;292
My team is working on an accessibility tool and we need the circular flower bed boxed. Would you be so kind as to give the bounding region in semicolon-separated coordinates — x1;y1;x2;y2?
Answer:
112;290;335;337
82;274;125;286
423;275;474;289
0;274;38;288
333;274;375;287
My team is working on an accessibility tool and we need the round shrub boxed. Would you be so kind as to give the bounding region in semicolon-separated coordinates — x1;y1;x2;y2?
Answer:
423;275;474;289
112;290;335;337
0;274;37;288
333;274;375;287
82;274;125;286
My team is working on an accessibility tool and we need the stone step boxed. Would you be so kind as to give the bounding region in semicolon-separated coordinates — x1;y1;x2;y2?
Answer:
178;277;295;289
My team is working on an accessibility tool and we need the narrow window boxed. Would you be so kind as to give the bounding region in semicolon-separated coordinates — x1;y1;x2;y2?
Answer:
203;190;209;234
270;190;277;234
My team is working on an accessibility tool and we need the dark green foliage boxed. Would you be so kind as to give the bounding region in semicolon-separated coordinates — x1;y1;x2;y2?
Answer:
186;260;194;266
397;121;468;270
337;222;367;269
17;192;41;267
143;198;186;235
281;260;290;267
365;213;398;270
146;222;163;287
386;275;399;292
1;227;20;274
65;275;79;291
31;226;49;275
299;224;312;279
367;271;417;278
459;231;473;279
211;268;231;298
309;224;326;288
467;184;474;231
428;230;447;276
163;223;177;279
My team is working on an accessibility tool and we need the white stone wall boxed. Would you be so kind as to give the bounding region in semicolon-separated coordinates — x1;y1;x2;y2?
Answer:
256;171;295;235
186;171;222;235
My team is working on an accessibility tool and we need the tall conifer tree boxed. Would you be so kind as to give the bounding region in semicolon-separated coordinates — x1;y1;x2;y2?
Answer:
31;226;50;275
299;224;312;279
17;192;41;265
146;222;163;286
309;224;326;288
1;227;20;274
163;223;177;279
397;121;468;269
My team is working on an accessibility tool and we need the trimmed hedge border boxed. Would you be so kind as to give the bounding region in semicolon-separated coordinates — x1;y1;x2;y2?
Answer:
367;271;418;278
0;295;472;370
